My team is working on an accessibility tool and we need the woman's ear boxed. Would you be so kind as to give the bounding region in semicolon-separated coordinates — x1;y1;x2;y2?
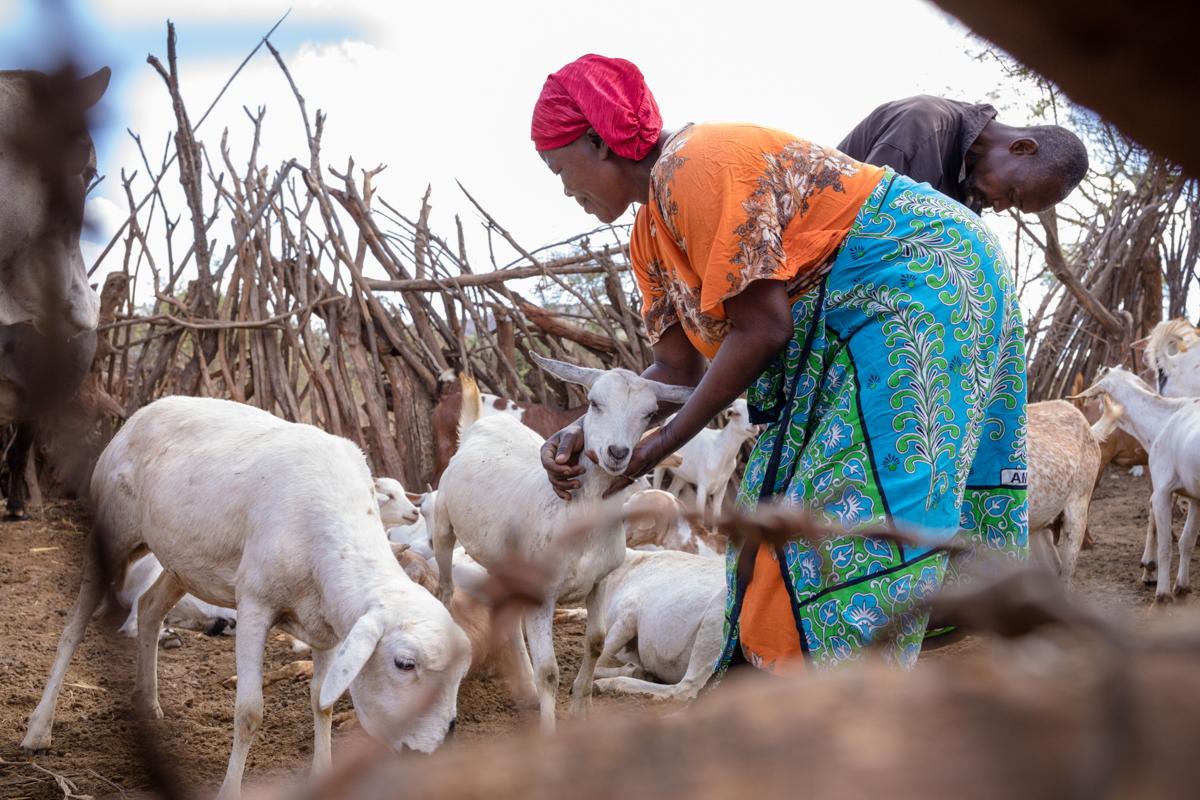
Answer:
586;128;612;159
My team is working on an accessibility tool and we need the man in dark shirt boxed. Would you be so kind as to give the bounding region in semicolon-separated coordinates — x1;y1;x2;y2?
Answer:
837;95;1088;215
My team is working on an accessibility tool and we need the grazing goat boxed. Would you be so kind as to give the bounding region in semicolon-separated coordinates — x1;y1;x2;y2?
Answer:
431;390;586;487
22;397;470;799
653;399;758;522
0;322;96;519
434;355;692;731
1026;400;1119;589
622;489;726;557
114;475;426;644
0;67;108;336
1076;367;1200;601
592;548;725;702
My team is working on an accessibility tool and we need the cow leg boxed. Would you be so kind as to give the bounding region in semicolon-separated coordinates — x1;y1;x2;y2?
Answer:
4;420;36;521
569;579;607;721
309;646;335;778
523;601;559;732
22;533;107;753
1173;500;1199;596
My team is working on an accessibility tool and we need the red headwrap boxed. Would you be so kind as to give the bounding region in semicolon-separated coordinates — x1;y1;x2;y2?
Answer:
531;54;662;160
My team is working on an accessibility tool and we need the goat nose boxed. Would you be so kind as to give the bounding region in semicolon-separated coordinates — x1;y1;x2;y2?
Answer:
607;445;630;461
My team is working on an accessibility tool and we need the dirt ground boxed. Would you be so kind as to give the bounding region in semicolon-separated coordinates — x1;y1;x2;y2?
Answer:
0;465;1193;799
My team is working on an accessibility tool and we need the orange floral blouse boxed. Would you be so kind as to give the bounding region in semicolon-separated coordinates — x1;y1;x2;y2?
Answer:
631;122;885;359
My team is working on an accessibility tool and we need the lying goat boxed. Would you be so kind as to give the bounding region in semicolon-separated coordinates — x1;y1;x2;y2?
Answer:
434;355;692;731
592;548;725;702
22;397;470;799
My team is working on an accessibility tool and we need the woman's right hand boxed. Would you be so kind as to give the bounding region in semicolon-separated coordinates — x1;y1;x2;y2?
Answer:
540;423;588;501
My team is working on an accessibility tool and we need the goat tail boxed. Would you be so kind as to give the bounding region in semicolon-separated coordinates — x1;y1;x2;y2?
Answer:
1091;394;1125;444
457;373;483;439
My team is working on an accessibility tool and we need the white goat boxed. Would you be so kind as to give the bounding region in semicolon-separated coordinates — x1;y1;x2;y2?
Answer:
1076;367;1200;601
375;477;420;528
1026;400;1120;589
1135;318;1200;583
433;355;692;731
22;397;470;799
622;489;726;557
592;548;725;702
654;399;758;521
114;476;423;642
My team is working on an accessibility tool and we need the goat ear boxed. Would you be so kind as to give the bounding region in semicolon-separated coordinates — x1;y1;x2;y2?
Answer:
319;611;385;711
529;352;605;388
647;379;695;405
404;492;424;503
1132;337;1149;351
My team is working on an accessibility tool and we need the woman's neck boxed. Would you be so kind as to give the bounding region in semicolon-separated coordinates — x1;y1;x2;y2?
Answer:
621;128;671;206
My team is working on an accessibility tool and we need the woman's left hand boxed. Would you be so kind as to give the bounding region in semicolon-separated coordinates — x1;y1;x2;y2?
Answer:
603;427;676;499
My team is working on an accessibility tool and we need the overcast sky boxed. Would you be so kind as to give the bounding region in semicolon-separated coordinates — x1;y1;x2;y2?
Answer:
0;0;1050;291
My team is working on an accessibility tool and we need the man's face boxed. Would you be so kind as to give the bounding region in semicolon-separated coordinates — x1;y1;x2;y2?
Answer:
966;138;1067;214
541;133;629;224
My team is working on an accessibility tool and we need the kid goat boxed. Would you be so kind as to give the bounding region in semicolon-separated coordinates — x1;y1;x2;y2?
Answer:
434;354;692;731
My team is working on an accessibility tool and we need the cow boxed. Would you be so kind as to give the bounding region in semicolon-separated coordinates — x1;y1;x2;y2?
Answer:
0;66;109;338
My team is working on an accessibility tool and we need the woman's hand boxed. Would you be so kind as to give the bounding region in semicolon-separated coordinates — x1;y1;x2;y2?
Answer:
603;426;677;499
540;423;588;501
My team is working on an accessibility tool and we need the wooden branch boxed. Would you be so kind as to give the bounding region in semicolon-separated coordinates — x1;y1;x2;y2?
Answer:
515;297;616;355
1037;209;1129;339
367;255;628;292
100;296;342;332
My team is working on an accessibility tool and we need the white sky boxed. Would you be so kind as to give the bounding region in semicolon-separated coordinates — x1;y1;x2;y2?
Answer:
0;0;1055;301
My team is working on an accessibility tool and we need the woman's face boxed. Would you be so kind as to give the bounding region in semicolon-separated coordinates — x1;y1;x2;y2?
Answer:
541;132;630;224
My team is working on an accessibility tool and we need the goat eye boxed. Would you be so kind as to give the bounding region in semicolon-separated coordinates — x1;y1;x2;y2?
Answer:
395;657;416;671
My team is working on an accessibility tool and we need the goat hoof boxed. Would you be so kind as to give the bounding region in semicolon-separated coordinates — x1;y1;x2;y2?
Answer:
3;511;29;521
1173;584;1191;596
1155;593;1175;605
159;628;184;649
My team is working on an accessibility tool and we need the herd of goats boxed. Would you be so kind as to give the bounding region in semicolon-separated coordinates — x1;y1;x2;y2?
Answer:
4;64;1200;799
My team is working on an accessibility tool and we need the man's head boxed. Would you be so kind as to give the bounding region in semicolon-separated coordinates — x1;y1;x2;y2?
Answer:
965;124;1089;214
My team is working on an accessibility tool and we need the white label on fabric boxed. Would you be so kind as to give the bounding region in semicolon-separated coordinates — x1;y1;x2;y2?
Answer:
1000;469;1028;488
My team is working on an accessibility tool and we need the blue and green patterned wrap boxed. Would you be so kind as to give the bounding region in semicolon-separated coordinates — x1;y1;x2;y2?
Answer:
714;169;1029;677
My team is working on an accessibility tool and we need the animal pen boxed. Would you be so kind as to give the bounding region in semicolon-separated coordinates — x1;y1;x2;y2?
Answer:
4;12;1200;800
